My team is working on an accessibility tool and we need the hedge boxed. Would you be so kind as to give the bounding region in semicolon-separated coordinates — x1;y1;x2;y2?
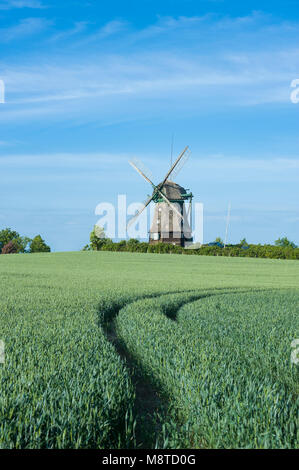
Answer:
90;240;299;260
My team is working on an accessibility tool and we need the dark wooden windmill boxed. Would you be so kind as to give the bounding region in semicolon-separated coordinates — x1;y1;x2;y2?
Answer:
127;146;193;247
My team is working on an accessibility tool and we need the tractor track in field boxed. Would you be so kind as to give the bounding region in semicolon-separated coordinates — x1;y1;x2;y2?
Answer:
105;319;166;448
100;287;268;448
100;289;194;448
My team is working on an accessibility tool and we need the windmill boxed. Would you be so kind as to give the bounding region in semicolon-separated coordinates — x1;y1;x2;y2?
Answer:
128;146;193;247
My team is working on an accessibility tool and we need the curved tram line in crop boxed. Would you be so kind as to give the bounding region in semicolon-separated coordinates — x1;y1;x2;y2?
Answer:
101;288;242;448
102;288;299;449
1;283;297;449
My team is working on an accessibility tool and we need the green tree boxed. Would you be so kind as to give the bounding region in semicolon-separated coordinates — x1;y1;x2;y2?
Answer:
214;237;223;244
82;244;91;251
0;228;31;253
275;237;297;249
90;226;111;251
30;235;51;253
16;236;32;253
126;238;140;251
0;228;19;252
239;238;249;248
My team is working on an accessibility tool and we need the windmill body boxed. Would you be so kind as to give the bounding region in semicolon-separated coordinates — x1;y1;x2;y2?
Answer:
128;147;194;247
149;180;193;246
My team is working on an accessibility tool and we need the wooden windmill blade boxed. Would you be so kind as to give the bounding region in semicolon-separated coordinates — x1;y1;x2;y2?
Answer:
170;147;191;180
156;188;184;222
127;159;157;229
127;194;153;229
160;146;189;186
129;160;155;187
129;158;153;184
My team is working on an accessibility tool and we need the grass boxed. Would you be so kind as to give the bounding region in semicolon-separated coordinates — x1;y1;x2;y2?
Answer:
116;290;299;448
0;251;298;448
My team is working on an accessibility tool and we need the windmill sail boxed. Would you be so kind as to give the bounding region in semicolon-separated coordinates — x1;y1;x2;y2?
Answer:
129;160;154;186
127;144;193;247
127;194;153;229
129;158;153;185
169;147;191;180
160;146;189;186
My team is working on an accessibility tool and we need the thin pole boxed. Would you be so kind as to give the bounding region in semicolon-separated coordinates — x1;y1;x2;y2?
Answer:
170;133;174;167
190;197;193;239
224;202;231;248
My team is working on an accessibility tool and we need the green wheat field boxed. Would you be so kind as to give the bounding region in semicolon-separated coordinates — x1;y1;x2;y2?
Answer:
0;251;298;449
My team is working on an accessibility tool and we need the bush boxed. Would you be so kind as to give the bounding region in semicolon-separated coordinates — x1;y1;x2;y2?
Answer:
84;235;299;261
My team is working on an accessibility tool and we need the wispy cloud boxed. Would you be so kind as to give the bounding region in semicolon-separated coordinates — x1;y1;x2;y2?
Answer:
192;154;299;170
0;152;127;167
1;47;296;107
0;0;45;9
99;20;127;37
144;152;299;184
0;13;299;122
49;21;88;42
0;17;50;41
1;151;298;175
73;19;128;46
141;14;211;36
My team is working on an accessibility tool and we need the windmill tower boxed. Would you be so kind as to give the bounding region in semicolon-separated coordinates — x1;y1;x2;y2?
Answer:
128;146;193;247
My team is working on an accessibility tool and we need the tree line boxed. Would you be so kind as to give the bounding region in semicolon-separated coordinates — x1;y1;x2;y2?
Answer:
0;228;51;254
83;226;299;260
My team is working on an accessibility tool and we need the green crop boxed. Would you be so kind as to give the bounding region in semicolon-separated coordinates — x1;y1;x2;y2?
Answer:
116;290;299;448
0;251;298;448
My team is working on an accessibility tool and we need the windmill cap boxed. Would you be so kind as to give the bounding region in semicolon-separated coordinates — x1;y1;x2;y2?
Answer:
158;180;188;200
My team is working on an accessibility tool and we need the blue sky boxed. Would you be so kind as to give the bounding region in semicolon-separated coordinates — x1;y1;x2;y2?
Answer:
0;0;298;251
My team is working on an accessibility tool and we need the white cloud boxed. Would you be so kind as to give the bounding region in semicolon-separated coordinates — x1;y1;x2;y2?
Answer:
1;151;298;176
49;21;88;42
0;13;299;122
192;154;299;171
130;15;209;40
0;0;44;9
73;20;128;46
0;17;49;41
99;20;126;37
3;46;298;97
183;154;299;184
0;152;127;168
